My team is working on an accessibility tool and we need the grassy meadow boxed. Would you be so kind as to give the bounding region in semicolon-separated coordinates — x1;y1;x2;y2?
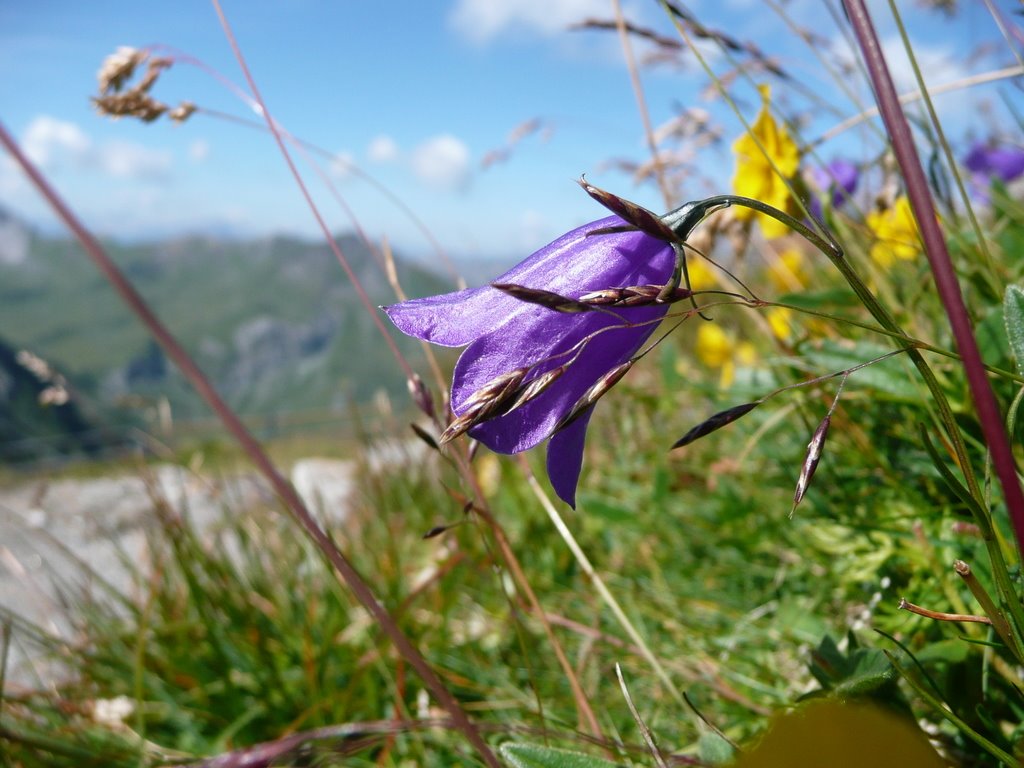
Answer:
3;1;1024;766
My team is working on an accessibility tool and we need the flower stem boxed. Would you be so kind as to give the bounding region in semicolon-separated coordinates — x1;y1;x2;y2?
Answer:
520;458;687;709
674;190;1024;643
843;0;1024;621
0;118;500;768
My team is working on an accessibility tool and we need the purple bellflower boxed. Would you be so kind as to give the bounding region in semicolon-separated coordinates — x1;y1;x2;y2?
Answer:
964;142;1024;200
808;159;858;220
384;216;676;507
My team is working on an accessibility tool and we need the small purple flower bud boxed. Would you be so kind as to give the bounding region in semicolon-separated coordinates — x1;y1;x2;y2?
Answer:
964;141;1024;201
809;159;858;219
964;142;1024;183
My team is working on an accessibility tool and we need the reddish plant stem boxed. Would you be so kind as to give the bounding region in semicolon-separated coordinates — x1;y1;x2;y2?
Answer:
0;119;499;768
898;598;992;625
207;4;413;381
843;0;1024;557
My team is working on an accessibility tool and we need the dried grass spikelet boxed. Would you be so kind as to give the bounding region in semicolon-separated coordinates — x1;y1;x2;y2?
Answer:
93;91;169;123
438;367;529;445
578;284;692;307
97;47;148;94
554;360;634;433
168;101;197;123
93;47;194;125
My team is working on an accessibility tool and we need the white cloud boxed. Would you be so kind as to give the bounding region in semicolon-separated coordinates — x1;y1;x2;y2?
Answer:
449;0;610;44
367;134;398;163
411;134;471;191
329;150;356;180
23;115;91;168
879;35;970;93
188;138;210;163
20;115;172;181
97;140;172;180
830;35;969;96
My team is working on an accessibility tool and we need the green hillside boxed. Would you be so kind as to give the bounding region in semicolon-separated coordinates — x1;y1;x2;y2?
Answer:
0;221;453;431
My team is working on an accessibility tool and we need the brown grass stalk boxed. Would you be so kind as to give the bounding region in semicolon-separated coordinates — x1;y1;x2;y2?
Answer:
0;117;499;768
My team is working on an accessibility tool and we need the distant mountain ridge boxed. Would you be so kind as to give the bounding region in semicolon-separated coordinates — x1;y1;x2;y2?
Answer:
0;210;453;445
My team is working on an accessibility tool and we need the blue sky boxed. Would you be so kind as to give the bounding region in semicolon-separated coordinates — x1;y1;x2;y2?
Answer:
1;1;1020;263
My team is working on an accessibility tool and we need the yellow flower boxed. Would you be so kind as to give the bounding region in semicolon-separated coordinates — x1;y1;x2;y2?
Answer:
767;248;807;292
694;323;757;388
732;84;800;239
865;196;920;267
696;322;731;368
766;307;794;341
684;256;717;290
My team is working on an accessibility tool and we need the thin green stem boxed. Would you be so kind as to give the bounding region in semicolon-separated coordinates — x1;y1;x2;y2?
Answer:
521;460;688;709
0;115;500;768
843;0;1024;645
675;191;1024;647
885;652;1016;765
887;0;1002;295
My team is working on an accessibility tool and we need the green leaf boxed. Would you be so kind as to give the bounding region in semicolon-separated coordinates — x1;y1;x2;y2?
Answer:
792;340;918;401
1004;284;1024;375
499;743;623;768
976;306;1008;367
909;638;970;671
578;496;635;524
699;731;737;765
836;648;896;695
778;288;861;310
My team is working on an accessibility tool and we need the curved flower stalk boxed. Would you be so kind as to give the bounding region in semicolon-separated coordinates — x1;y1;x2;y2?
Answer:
385;214;679;507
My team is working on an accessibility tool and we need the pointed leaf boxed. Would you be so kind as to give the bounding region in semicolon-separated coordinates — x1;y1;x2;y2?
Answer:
698;731;737;765
1003;284;1024;374
499;743;623;768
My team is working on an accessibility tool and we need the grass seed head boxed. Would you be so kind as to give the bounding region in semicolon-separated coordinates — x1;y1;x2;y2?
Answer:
555;360;634;433
672;401;760;449
579;284;693;307
793;414;830;508
97;47;147;93
577;177;679;243
492;282;593;313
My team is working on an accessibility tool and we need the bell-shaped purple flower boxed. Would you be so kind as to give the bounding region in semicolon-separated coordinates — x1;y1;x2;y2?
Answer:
384;216;675;507
964;142;1024;200
808;159;858;219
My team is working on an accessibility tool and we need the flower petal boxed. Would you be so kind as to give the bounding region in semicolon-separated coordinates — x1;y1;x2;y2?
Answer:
451;227;674;453
383;215;636;347
462;302;667;453
546;410;593;508
383;286;495;347
385;212;676;507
